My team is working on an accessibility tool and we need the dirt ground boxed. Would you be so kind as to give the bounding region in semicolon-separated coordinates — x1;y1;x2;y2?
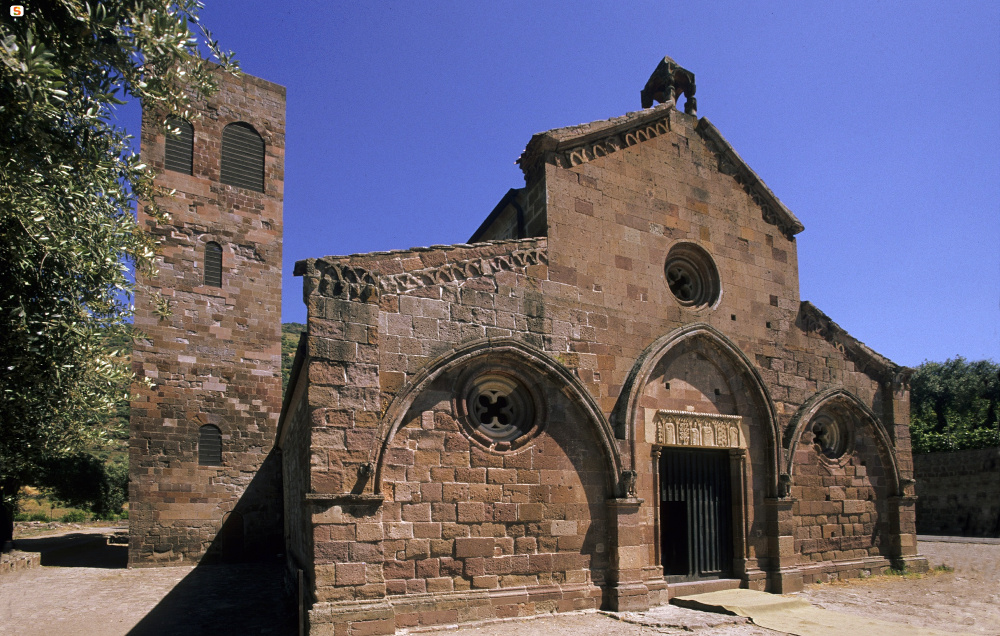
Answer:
797;539;1000;636
0;536;997;635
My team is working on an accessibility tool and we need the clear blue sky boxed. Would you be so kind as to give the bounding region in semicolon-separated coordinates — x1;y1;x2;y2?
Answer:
126;1;1000;367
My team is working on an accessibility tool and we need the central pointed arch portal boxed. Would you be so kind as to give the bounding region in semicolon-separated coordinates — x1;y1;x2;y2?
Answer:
615;323;791;593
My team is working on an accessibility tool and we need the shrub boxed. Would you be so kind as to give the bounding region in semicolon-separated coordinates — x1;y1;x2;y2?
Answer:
61;510;86;523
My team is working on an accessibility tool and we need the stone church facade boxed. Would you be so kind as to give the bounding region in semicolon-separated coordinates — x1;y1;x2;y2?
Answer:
132;58;926;633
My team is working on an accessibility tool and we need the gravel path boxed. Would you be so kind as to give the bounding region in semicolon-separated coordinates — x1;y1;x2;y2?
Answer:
0;537;996;635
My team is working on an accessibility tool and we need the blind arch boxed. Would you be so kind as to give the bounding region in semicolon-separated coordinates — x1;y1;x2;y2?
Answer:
220;122;265;192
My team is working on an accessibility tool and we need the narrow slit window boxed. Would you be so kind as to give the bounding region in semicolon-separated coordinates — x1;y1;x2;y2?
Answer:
164;117;193;175
204;242;223;287
220;122;265;192
198;425;222;466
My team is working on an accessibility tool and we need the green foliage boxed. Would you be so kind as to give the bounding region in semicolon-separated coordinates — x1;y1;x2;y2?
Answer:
0;1;236;535
282;322;306;393
37;453;128;517
61;510;86;523
909;357;1000;453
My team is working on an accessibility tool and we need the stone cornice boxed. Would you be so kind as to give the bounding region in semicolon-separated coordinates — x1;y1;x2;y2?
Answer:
295;239;548;301
695;119;804;240
796;301;912;385
517;104;676;178
381;245;545;294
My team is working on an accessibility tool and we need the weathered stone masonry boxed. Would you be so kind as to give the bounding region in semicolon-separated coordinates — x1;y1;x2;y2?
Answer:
914;448;1000;537
129;56;926;632
278;57;926;635
130;69;285;565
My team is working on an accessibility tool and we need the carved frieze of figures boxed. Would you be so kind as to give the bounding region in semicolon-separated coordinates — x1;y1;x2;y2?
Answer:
650;410;745;449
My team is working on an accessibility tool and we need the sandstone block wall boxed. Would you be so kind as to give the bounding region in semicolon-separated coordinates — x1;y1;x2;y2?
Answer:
281;77;924;633
130;70;285;565
914;448;1000;537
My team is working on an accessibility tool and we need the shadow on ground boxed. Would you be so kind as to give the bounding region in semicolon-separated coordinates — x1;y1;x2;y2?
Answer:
126;557;296;635
14;532;128;568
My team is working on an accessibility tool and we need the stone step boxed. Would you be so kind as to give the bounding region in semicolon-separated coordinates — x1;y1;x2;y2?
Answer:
667;578;742;600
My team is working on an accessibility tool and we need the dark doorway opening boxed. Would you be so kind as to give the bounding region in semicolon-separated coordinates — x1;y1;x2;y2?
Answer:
660;447;733;581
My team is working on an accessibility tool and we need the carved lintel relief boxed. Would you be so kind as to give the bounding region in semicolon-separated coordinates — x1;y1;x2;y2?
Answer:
646;409;745;449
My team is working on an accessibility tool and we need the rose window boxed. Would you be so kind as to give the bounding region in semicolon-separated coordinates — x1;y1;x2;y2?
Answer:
664;242;721;308
465;374;535;443
812;414;848;459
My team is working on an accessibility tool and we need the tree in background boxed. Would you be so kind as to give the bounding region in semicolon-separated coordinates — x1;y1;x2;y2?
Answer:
282;323;306;392
909;357;1000;453
0;1;235;547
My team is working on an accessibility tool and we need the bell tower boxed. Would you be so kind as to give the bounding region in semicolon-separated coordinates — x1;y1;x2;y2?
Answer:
129;69;285;565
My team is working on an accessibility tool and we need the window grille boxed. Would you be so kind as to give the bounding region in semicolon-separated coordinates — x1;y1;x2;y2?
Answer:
205;242;223;287
164;117;194;175
220;122;265;192
198;425;222;466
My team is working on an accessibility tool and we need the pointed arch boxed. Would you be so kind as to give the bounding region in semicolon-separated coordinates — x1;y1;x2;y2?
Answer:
612;322;782;496
371;338;622;494
785;387;902;496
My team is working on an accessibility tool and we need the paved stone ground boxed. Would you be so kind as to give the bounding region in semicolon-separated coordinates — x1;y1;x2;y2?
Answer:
0;530;295;635
1;535;997;635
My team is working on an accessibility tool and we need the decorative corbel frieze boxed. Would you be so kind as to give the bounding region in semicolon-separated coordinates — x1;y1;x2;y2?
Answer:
380;246;547;295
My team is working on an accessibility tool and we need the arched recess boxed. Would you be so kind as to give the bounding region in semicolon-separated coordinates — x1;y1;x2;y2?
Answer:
785;387;902;496
371;338;622;494
612;323;781;497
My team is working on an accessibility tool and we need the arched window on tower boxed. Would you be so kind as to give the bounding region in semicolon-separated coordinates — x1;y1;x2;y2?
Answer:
164;116;193;175
204;241;222;287
198;425;222;466
220;122;265;192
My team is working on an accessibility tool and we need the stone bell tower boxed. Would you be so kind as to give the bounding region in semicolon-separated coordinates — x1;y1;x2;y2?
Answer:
129;69;285;565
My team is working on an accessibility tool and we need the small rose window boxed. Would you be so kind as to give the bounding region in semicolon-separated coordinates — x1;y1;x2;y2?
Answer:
812;414;848;459
468;375;534;443
664;242;721;309
455;366;544;451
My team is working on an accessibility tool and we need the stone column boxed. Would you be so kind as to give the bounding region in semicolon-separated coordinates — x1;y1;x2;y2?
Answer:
887;494;926;571
764;496;802;593
605;497;650;611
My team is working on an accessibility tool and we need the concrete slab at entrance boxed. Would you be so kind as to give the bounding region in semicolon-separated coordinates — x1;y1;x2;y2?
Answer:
672;588;964;636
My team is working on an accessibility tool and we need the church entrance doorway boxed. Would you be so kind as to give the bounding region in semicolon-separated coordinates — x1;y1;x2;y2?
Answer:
659;447;733;581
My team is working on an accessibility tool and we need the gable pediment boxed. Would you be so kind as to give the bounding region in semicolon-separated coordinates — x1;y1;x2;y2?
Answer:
517;105;804;240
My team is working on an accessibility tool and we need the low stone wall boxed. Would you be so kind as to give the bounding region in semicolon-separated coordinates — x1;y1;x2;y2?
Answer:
914;448;1000;537
0;551;41;575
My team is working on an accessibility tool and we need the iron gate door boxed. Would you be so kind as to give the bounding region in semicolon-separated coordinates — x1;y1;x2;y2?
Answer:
660;448;733;580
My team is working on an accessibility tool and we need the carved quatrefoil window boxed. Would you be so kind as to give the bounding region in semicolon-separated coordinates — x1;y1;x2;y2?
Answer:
467;375;534;443
454;367;544;452
812;413;848;459
664;242;721;309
